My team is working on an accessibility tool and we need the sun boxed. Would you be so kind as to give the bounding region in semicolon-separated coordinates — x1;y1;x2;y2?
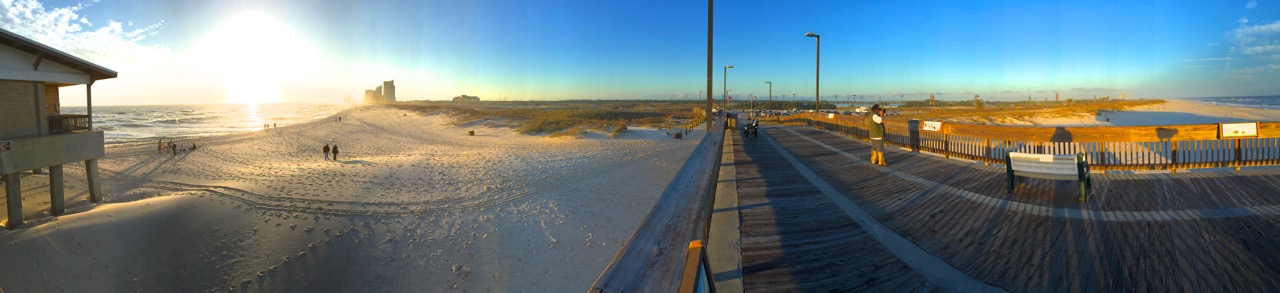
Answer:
190;11;320;105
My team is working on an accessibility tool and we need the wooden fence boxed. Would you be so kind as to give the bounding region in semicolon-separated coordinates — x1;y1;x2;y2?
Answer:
776;112;1280;172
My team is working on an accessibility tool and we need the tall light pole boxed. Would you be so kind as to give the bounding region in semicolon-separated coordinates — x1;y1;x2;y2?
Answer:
723;65;734;111
765;81;773;108
805;31;820;112
706;0;713;128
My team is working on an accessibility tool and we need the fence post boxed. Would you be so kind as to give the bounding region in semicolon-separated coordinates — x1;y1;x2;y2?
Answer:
983;138;991;165
943;133;950;158
1170;141;1178;173
1235;139;1242;170
907;119;921;153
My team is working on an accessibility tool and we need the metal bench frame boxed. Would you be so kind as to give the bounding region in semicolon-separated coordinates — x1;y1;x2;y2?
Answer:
1005;151;1092;201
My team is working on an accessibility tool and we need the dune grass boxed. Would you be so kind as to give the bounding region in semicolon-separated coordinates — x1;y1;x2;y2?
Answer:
387;100;708;137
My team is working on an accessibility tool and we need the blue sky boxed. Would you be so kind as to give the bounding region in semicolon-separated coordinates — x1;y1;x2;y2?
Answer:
2;0;1277;105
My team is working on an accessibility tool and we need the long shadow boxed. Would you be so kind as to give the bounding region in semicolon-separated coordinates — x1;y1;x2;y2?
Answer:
733;125;934;291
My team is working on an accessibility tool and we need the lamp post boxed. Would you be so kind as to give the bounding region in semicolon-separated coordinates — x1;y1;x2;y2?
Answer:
805;31;820;112
765;81;773;108
723;65;734;111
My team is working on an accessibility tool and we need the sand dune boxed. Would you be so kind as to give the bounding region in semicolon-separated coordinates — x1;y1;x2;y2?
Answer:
0;106;704;292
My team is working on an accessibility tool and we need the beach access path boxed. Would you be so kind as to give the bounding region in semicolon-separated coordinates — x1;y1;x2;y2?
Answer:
717;124;1280;292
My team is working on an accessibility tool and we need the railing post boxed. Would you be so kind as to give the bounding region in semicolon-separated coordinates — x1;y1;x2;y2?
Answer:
983;138;991;165
907;119;921;153
1170;141;1178;172
1235;139;1242;170
943;133;950;158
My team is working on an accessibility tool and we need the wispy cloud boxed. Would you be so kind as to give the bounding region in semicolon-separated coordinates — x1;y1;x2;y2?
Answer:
1247;0;1258;9
0;0;164;66
1182;57;1238;62
0;0;228;105
1225;20;1280;78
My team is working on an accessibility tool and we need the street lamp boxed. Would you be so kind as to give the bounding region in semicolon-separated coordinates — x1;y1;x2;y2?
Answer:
805;31;820;112
765;81;773;108
723;65;734;111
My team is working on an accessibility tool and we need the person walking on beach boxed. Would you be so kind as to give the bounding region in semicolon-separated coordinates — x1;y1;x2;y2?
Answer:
158;139;163;154
331;145;340;161
866;104;887;166
323;144;331;160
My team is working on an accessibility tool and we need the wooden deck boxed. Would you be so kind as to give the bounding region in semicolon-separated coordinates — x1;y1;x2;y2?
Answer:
729;125;1280;292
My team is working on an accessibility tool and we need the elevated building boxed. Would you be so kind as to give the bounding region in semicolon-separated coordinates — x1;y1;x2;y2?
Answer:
0;28;117;228
453;95;480;102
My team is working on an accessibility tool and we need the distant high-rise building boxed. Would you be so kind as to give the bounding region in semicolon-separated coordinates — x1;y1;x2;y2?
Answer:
363;80;396;104
383;80;396;103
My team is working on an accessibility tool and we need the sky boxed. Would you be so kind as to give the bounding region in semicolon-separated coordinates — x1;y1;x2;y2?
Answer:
2;0;1278;105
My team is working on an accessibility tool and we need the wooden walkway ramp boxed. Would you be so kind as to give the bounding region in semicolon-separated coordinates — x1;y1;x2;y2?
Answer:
728;125;1280;292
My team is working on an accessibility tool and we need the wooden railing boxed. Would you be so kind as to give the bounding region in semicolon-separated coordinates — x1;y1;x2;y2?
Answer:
776;112;1280;172
591;115;727;292
48;114;90;134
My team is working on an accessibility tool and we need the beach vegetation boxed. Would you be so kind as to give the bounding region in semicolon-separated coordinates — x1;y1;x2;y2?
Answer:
386;100;704;137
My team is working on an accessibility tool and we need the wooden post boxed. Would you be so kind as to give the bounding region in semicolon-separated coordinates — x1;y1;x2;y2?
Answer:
679;240;706;293
943;131;951;158
1170;141;1178;173
983;138;991;165
4;173;21;229
1235;139;1242;170
85;159;102;203
49;165;64;215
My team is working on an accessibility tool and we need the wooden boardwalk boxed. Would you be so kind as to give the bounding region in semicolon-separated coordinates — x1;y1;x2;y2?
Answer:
729;125;1280;292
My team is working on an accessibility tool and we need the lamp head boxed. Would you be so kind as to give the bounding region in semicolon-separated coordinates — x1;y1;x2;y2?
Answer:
804;32;819;38
726;65;734;69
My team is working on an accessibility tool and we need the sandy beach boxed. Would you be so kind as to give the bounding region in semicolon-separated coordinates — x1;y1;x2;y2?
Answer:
1029;99;1280;126
0;107;703;292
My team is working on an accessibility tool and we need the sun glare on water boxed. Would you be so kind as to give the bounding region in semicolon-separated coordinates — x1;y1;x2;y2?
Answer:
191;11;321;106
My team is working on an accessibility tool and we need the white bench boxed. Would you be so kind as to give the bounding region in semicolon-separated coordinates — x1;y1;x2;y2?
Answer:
1005;152;1092;201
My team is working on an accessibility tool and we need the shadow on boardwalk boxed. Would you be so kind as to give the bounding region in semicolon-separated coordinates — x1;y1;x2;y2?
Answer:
754;125;1280;292
733;127;942;292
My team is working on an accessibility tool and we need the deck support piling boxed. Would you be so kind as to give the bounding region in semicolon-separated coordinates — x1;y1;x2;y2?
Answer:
4;173;22;229
49;165;64;215
85;159;102;203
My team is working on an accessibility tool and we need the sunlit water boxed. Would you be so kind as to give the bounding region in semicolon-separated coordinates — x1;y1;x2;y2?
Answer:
62;103;349;144
1190;95;1280;110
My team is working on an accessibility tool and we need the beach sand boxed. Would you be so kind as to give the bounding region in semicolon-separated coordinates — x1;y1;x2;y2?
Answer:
1030;99;1280;126
0;107;704;292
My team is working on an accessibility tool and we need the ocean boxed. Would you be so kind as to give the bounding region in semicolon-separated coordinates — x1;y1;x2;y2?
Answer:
1190;95;1280;110
62;104;349;144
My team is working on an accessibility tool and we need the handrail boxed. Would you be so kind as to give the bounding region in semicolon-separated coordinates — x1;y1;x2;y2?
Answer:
590;114;727;293
48;114;90;134
774;112;1280;172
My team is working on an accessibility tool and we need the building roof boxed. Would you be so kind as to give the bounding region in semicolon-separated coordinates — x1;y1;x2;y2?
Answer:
0;28;118;81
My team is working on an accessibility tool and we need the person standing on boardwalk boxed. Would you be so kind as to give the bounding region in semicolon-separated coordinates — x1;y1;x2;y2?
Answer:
332;145;340;161
866;104;887;166
323;144;331;160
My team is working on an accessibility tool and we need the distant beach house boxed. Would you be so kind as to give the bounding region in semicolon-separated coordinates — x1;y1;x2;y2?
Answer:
453;95;480;102
0;28;116;228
